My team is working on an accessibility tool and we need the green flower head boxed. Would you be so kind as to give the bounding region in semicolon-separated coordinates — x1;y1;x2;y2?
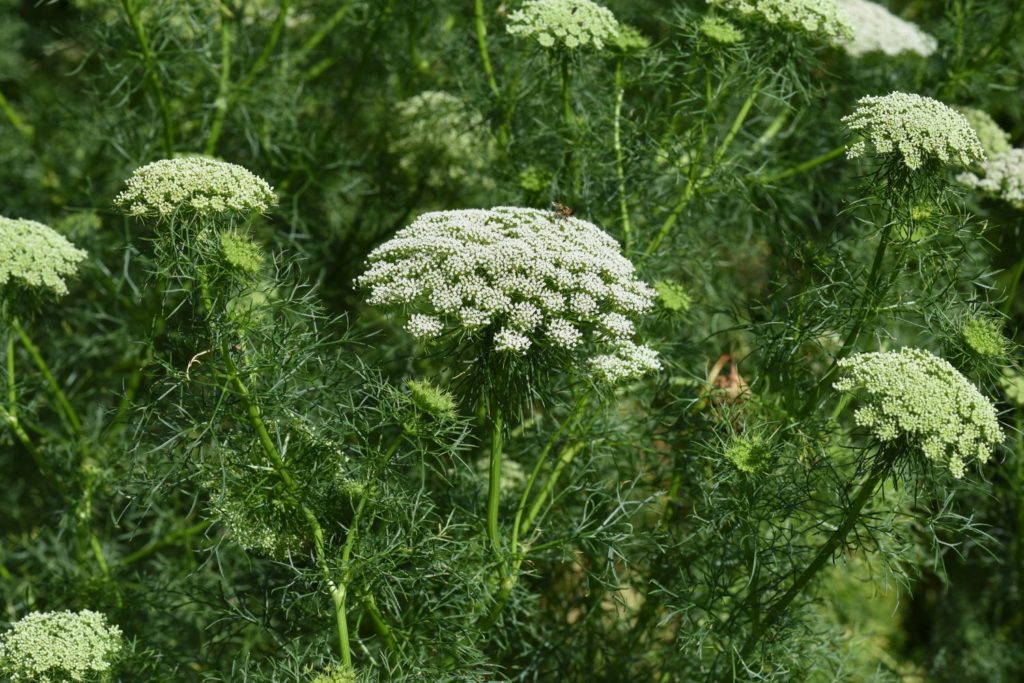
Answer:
219;230;264;274
834;348;1003;478
115;156;276;218
961;316;1008;358
700;16;746;44
0;217;87;297
654;280;692;313
507;0;622;51
0;609;123;683
842;92;986;171
724;434;773;473
406;379;457;418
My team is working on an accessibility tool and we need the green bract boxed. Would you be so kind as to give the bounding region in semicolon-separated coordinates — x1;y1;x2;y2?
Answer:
834;348;1003;478
506;0;622;51
707;0;852;43
115;157;276;218
0;610;122;682
700;16;746;44
843;92;986;170
0;216;87;297
407;379;457;418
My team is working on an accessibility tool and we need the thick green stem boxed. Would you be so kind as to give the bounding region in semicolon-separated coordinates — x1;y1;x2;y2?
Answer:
121;0;175;157
0;87;34;141
645;81;762;256
759;145;847;184
561;58;580;199
3;332;56;486
298;0;357;66
740;459;888;659
1002;255;1024;316
613;58;632;252
474;0;500;99
487;407;505;562
117;519;213;567
12;317;84;437
204;16;234;156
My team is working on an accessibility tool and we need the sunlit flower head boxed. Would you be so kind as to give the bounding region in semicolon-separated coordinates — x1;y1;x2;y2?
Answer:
0;610;123;683
834;348;1003;478
0;217;87;297
115;157;276;218
356;207;660;382
843;92;985;170
837;0;936;58
707;0;852;43
958;107;1012;158
506;0;622;50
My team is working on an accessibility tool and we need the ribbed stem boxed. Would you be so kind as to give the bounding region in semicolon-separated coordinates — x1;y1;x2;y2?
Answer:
474;0;500;98
613;58;632;252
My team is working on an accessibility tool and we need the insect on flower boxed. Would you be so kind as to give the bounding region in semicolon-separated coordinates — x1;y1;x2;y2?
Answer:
551;200;575;219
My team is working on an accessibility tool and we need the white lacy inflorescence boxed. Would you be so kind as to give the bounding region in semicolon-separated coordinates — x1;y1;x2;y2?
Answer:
0;610;123;682
837;0;937;58
506;0;622;50
0;217;87;296
834;348;1004;478
843;92;986;170
357;207;660;382
959;107;1013;157
115;157;276;218
958;148;1024;209
707;0;852;43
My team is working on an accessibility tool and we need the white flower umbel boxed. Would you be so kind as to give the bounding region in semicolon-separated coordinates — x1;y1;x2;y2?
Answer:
507;0;622;50
391;91;496;191
0;610;123;682
115;156;276;218
837;0;937;58
707;0;852;43
958;148;1024;209
0;217;87;297
357;207;660;382
843;92;986;170
834;348;1003;478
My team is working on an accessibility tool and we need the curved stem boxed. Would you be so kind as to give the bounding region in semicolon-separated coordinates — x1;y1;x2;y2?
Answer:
740;458;888;659
117;519;213;567
121;0;175;157
561;57;580;199
0;87;34;140
1001;255;1024;317
613;58;632;252
474;0;500;99
645;80;762;256
298;0;357;66
11;317;83;437
2;333;57;488
758;144;847;184
204;15;234;156
487;406;505;562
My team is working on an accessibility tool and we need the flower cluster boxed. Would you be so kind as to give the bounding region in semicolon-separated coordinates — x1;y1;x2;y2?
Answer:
959;107;1012;157
390;92;496;192
700;15;746;44
962;316;1008;357
0;217;87;297
707;0;852;43
842;92;986;171
115;157;276;218
0;610;123;682
837;0;936;58
834;348;1003;478
724;434;773;473
957;148;1024;209
506;0;622;50
356;207;660;382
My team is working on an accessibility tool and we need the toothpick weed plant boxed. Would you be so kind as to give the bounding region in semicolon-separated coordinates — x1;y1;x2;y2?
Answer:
3;1;1024;680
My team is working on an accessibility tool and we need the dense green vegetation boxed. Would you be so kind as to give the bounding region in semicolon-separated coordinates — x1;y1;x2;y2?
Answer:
2;1;1023;680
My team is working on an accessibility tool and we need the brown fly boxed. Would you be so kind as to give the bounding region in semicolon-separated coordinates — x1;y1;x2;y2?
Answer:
551;201;575;219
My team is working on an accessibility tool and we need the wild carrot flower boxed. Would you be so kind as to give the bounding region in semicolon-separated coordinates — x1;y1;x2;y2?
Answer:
961;316;1008;357
700;16;746;44
842;92;986;170
356;207;660;382
837;0;936;58
834;348;1003;478
115;157;276;218
0;216;87;297
707;0;852;43
0;610;123;682
957;148;1024;208
506;0;622;51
